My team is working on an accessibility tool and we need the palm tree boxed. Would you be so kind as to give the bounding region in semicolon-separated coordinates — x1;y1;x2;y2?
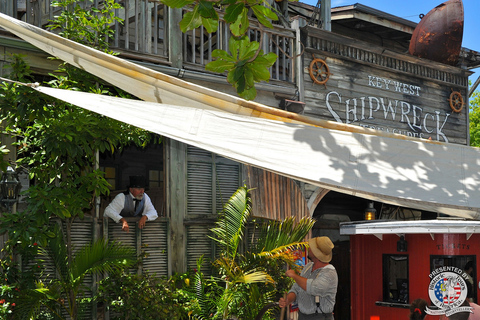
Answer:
194;185;315;320
12;226;136;320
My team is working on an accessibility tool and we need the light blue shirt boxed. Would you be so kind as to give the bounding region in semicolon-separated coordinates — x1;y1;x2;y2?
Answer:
289;262;338;314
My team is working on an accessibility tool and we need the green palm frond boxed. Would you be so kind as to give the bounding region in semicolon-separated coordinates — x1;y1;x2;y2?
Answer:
256;241;308;262
191;255;218;319
238;285;277;320
214;256;273;285
18;231;136;320
39;227;70;284
253;217;315;253
210;185;251;259
13;287;63;320
242;269;274;284
71;239;136;279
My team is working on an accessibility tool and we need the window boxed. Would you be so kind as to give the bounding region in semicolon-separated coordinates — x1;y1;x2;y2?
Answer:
430;255;476;302
383;254;409;304
148;169;162;188
101;166;117;190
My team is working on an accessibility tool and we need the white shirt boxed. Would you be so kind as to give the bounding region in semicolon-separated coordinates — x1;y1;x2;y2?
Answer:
104;192;158;223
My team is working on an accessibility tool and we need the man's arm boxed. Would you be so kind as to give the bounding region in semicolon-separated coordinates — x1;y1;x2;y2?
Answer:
142;193;158;221
104;193;125;223
286;269;308;291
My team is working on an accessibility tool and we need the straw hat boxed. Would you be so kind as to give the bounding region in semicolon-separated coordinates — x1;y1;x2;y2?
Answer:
308;236;334;263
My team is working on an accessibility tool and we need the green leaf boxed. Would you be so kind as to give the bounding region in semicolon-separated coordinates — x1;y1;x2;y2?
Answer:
211;49;236;62
202;16;219;34
205;59;235;73
238;85;257;100
232;65;245;82
228;37;240;60
244;68;255;88
229;8;249;37
238;39;259;61
251;5;277;29
261;52;278;66
224;3;245;23
161;0;195;8
179;8;202;33
198;0;218;19
249;62;271;82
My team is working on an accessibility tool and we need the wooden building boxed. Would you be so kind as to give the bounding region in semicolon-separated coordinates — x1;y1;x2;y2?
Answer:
2;1;480;319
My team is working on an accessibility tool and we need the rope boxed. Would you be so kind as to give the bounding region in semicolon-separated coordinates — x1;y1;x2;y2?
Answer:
0;76;39;88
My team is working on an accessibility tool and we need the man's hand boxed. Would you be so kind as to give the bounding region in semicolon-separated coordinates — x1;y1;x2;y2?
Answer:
278;292;296;308
286;269;297;278
139;215;148;229
120;218;130;233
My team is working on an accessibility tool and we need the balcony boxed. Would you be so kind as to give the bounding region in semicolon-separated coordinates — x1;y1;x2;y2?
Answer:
1;0;296;83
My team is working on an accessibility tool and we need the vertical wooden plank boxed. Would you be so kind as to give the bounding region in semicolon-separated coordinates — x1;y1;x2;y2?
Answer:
169;7;183;68
153;2;158;55
166;138;187;274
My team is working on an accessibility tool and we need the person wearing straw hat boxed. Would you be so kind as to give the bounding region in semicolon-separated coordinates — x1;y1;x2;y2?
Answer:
279;236;338;320
104;175;158;233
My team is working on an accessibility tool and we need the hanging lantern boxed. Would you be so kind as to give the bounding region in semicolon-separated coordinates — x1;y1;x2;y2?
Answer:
0;166;23;210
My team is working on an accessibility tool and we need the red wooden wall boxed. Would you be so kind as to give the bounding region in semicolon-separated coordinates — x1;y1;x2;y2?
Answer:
350;233;479;320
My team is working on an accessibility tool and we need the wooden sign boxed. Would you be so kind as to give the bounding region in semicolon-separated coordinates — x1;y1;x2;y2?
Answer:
302;27;470;145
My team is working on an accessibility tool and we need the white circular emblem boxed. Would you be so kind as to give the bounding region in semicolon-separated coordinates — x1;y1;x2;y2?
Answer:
428;271;468;309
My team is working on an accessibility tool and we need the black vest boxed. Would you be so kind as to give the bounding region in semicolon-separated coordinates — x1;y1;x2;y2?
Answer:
120;192;145;217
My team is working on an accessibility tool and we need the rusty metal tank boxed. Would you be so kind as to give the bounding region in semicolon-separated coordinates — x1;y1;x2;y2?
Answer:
408;0;464;66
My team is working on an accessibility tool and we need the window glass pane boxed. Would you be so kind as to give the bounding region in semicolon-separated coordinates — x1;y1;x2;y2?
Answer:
383;254;409;304
430;255;476;303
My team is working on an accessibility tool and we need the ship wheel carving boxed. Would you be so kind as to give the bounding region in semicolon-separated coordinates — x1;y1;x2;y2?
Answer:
309;57;332;86
448;90;464;113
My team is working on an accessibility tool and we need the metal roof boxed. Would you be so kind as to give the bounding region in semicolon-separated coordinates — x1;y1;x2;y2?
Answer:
339;219;480;240
290;2;480;70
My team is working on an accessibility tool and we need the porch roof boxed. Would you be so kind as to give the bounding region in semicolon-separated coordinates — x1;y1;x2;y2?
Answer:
340;219;480;239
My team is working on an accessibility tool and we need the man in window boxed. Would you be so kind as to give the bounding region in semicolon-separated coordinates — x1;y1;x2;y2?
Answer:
104;175;158;232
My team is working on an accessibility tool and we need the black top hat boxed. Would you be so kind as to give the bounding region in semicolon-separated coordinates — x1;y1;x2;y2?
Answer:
128;175;147;189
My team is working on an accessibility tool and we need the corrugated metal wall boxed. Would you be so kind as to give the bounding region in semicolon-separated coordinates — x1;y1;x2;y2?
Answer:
245;165;310;221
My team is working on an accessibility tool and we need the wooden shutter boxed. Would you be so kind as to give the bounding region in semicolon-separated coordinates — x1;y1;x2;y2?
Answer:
185;145;241;274
106;218;169;277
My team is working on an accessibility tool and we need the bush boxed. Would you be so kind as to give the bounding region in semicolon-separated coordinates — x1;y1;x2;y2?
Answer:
97;271;190;320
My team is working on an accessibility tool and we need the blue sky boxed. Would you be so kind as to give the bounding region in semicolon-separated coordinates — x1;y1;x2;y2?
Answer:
300;0;480;80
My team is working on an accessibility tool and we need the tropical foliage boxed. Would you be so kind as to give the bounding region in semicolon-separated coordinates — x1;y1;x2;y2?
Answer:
0;3;156;317
11;227;136;320
469;86;480;147
97;271;190;319
181;185;314;320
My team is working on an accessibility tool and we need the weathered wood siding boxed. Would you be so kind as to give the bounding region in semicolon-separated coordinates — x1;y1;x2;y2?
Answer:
301;27;470;145
244;165;310;221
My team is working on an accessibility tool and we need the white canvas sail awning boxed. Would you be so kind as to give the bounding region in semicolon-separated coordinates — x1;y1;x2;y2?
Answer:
24;85;480;220
1;13;480;219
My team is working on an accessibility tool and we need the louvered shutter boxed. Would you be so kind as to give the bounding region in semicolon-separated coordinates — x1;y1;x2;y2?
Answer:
185;145;241;273
186;145;241;216
106;218;168;276
186;224;215;275
140;220;169;276
24;217;95;320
